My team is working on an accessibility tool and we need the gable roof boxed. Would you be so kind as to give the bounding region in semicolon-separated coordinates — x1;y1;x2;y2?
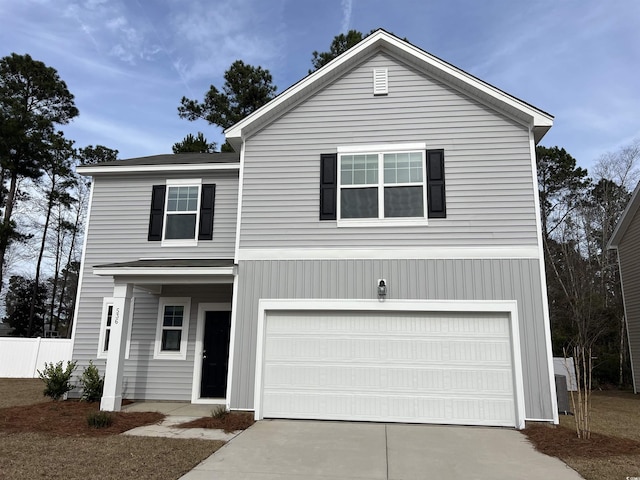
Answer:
608;180;640;249
224;29;554;149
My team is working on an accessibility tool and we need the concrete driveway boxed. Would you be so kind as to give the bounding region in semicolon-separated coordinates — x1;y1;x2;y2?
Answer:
180;420;583;480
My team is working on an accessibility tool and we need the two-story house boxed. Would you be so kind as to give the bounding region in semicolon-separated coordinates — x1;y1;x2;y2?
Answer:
72;30;557;429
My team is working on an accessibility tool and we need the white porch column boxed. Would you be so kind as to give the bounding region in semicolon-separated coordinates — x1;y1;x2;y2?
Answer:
100;282;133;411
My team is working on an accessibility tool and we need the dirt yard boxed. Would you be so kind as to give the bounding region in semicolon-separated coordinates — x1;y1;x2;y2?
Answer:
523;390;640;480
0;378;223;480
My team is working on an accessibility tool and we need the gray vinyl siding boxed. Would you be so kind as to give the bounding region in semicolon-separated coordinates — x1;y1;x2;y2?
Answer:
239;51;538;249
230;258;554;420
71;171;237;399
72;284;232;400
618;206;640;392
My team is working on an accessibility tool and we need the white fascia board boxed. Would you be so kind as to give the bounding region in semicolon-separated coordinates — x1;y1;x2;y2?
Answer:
76;163;240;175
225;30;552;142
238;246;540;261
608;179;640;249
93;267;236;276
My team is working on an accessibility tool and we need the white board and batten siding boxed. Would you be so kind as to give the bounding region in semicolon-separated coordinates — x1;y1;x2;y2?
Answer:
0;338;73;378
239;51;539;251
259;310;520;427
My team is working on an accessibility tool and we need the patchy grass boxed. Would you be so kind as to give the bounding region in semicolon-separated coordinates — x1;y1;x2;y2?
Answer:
177;410;255;433
0;432;223;480
0;378;223;479
0;378;51;408
523;390;640;480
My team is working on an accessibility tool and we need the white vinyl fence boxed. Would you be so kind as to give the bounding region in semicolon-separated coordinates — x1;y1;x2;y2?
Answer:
0;337;73;378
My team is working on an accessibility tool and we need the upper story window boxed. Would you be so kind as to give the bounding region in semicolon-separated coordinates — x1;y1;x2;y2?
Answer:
340;151;425;220
165;185;200;240
148;179;216;246
319;144;446;224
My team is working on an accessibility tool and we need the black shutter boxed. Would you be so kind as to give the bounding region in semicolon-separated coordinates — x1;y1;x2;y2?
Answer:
320;153;337;220
426;149;446;218
198;184;216;241
148;185;166;241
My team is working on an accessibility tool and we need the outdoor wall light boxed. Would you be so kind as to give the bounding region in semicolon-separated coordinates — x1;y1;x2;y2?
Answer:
377;279;387;297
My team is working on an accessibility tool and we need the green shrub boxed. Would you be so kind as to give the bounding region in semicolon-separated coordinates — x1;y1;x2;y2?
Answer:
79;360;104;402
211;405;227;419
87;411;113;428
37;360;77;401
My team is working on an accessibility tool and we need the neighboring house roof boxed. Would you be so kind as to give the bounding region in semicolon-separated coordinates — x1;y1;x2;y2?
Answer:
76;153;240;175
608;180;640;248
224;28;554;149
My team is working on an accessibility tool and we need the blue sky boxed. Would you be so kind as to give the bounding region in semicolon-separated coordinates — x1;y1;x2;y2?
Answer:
1;0;638;171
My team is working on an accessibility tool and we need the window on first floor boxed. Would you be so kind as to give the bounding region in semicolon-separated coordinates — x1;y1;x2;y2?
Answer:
154;297;191;360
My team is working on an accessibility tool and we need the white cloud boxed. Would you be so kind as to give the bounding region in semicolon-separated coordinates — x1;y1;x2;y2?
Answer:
341;0;353;33
167;0;286;84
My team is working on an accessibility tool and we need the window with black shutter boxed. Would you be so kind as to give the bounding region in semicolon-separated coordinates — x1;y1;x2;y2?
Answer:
321;146;445;222
148;182;216;242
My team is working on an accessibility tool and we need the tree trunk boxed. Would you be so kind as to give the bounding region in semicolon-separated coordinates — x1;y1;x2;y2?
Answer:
60;200;81;337
48;214;63;332
27;190;55;337
0;172;19;291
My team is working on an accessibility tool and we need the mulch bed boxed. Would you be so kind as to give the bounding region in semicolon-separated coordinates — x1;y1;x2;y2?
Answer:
523;423;640;458
176;411;255;433
0;400;164;437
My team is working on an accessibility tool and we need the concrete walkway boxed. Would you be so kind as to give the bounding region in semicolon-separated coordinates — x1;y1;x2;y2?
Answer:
121;402;239;442
180;420;584;480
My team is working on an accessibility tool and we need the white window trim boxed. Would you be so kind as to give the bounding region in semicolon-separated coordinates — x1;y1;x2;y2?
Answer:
97;297;134;360
336;144;429;227
161;178;202;247
154;297;191;360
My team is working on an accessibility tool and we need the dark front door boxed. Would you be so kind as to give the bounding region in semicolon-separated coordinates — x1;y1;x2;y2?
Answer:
200;311;231;398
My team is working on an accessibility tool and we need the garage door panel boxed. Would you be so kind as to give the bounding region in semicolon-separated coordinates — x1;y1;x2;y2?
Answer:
266;337;511;364
265;364;513;393
263;392;515;426
261;310;517;427
268;313;509;336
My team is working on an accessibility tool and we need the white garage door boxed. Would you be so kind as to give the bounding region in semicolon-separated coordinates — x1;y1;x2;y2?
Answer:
260;310;517;427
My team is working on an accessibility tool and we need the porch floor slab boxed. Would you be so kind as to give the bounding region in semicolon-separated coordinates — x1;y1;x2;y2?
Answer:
122;401;222;417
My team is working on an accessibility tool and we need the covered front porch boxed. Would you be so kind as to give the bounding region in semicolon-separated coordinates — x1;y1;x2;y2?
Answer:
92;259;236;411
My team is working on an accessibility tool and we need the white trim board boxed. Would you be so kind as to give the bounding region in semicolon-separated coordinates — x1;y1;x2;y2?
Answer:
76;163;240;175
529;129;559;424
93;267;236;276
253;298;526;430
238;246;540;261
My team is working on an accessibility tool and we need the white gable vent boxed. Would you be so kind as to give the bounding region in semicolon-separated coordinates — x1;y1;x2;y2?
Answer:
373;68;388;95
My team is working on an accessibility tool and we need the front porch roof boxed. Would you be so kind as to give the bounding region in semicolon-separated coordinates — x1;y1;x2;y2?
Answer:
93;259;236;284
